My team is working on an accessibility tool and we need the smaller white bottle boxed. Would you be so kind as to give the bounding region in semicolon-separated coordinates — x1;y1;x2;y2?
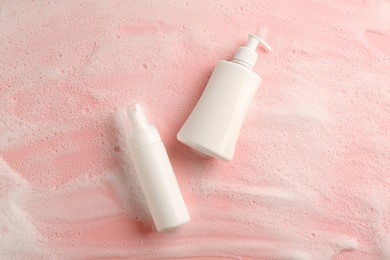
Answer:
177;34;272;161
117;103;190;232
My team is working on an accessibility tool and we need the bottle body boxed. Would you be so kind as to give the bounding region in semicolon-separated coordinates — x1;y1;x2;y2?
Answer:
117;103;190;232
177;60;261;161
129;128;189;232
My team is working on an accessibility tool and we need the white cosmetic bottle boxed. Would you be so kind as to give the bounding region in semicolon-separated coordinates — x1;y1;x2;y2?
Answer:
117;103;190;232
177;34;271;161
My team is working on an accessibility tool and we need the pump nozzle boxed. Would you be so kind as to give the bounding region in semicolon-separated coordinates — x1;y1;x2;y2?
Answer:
247;33;272;52
232;34;272;69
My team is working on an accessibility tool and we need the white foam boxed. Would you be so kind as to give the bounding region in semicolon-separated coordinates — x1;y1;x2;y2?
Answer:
0;158;52;258
382;233;390;258
367;0;390;36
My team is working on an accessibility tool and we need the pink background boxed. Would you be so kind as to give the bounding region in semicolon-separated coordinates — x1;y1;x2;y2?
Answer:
0;0;389;259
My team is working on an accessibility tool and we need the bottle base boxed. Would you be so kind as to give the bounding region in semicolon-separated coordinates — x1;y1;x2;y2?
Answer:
157;217;190;232
177;135;232;161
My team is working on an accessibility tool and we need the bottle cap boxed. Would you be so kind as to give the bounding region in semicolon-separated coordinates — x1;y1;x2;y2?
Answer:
232;34;272;69
115;103;160;152
116;103;151;137
127;103;150;133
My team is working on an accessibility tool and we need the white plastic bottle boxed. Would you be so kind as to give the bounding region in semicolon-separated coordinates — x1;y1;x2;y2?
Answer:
177;34;272;161
117;103;190;232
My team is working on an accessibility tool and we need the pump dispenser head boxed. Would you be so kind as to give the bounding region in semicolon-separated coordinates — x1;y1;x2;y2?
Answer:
232;34;272;69
127;103;149;132
116;103;151;136
116;103;160;152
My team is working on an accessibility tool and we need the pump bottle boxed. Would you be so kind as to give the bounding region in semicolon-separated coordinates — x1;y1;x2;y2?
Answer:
117;103;190;232
177;34;271;161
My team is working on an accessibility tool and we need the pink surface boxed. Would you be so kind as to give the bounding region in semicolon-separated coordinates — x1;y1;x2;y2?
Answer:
0;0;389;259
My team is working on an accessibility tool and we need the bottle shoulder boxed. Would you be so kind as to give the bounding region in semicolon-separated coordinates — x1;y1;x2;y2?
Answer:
127;127;162;152
215;60;261;80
